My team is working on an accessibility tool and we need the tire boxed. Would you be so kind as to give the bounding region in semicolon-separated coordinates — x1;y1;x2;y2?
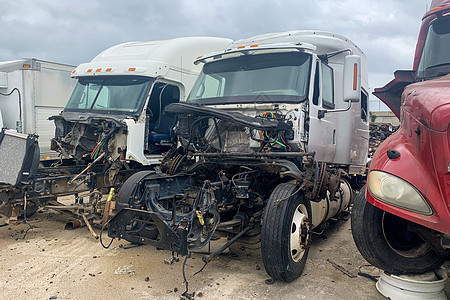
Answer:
117;171;154;211
261;183;311;282
117;170;158;240
351;185;444;274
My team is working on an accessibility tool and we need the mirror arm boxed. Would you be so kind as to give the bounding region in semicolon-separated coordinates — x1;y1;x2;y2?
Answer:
318;102;352;119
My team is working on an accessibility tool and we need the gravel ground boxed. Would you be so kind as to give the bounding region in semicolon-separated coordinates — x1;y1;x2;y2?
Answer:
0;206;447;300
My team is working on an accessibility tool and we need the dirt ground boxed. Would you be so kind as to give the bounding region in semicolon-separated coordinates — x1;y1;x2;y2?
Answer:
0;205;448;300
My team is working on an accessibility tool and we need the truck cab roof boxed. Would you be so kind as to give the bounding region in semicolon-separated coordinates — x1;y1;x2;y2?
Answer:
195;30;366;65
72;37;232;80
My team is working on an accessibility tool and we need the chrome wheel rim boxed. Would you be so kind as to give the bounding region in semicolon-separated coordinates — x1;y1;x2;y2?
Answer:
290;203;310;262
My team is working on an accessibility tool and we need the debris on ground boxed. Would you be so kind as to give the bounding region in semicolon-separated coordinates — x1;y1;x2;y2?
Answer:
114;265;135;275
327;259;357;278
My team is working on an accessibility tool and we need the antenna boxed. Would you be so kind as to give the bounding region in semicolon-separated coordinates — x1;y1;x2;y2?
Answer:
180;56;183;100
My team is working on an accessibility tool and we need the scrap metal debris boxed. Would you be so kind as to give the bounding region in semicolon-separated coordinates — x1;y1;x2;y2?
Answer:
114;265;135;275
369;123;399;158
327;259;357;278
164;255;180;265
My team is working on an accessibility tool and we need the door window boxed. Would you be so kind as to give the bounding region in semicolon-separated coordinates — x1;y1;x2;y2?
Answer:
321;62;334;109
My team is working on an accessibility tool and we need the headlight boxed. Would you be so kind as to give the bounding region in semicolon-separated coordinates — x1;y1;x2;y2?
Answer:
368;171;432;215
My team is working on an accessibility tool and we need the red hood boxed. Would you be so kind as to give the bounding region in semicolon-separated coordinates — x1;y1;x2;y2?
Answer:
402;74;450;132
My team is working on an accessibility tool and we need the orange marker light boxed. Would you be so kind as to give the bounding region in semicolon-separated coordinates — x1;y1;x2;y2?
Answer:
106;68;112;72
237;46;245;49
430;6;443;12
23;64;31;68
128;67;136;71
353;63;358;90
96;68;102;72
250;44;258;48
87;69;93;73
71;70;76;74
196;56;202;59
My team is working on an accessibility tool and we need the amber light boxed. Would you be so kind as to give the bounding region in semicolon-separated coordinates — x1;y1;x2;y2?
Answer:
23;64;31;68
87;69;93;73
353;63;358;90
128;67;136;71
430;6;443;12
96;68;102;72
106;68;112;72
237;46;245;49
250;44;258;48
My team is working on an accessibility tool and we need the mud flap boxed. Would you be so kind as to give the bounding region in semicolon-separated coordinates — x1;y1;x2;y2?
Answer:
0;129;40;186
108;207;189;256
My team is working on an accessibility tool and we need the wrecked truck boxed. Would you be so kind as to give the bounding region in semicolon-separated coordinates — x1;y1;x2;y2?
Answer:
351;1;450;274
0;37;232;221
107;30;369;282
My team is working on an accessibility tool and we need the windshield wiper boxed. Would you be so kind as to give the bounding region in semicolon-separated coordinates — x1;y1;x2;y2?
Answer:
89;84;104;111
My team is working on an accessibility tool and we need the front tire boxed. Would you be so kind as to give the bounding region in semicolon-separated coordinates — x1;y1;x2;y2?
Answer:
261;183;311;282
351;186;444;274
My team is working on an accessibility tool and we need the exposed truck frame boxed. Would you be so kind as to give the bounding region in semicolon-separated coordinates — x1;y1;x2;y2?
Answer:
352;0;450;274
0;37;232;221
107;30;369;285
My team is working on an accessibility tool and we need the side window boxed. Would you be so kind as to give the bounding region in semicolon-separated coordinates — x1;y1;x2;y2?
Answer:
361;90;368;121
312;61;320;106
321;62;334;109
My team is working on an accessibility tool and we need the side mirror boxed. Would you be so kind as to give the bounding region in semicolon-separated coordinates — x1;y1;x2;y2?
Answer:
343;55;361;103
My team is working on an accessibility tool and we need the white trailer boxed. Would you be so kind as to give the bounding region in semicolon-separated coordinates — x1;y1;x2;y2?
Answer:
0;59;76;159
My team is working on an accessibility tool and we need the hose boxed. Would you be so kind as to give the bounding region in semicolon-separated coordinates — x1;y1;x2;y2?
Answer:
0;88;22;132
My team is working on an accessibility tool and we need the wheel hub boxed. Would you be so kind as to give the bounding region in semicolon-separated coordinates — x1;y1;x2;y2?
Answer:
381;212;430;258
290;204;311;262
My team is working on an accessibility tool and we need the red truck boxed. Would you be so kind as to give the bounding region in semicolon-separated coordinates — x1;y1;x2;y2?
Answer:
352;0;450;274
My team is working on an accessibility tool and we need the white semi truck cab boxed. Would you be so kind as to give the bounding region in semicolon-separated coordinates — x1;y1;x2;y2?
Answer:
188;30;369;171
107;31;370;287
51;37;232;167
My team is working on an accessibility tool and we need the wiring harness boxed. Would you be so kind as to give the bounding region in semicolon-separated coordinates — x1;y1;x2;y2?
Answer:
255;111;292;152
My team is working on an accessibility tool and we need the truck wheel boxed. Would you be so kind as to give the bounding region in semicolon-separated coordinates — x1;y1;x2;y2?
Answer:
261;183;311;282
351;186;444;274
117;170;158;240
117;171;154;211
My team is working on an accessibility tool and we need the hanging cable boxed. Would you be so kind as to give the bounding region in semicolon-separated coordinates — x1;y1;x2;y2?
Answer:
100;219;114;248
0;88;22;132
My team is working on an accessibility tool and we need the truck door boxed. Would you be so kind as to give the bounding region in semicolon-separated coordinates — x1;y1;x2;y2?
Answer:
308;60;338;162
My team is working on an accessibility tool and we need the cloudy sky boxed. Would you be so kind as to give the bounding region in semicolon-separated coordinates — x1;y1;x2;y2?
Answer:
0;0;431;110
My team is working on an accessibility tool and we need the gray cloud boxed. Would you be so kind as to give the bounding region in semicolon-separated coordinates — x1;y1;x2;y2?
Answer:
0;0;430;110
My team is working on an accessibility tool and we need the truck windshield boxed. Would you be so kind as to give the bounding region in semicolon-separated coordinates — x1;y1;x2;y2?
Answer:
187;52;311;104
65;76;151;114
417;15;450;79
